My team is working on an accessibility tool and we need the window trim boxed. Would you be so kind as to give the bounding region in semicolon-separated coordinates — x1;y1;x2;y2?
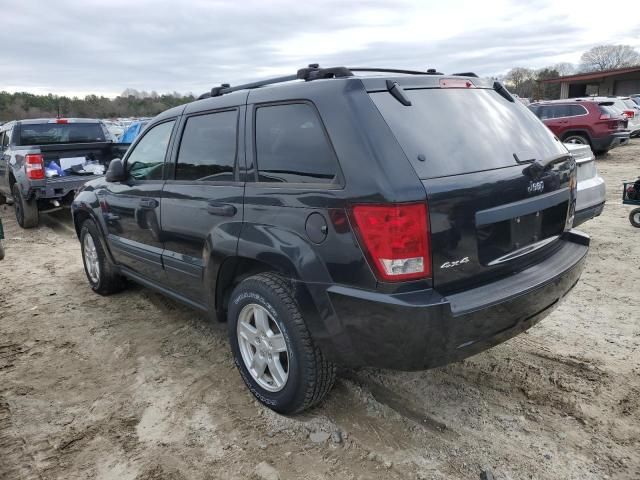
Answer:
123;118;177;183
168;107;241;185
250;100;344;190
537;103;589;120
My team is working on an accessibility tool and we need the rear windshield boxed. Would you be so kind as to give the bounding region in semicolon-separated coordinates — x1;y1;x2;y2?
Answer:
19;123;106;145
599;103;622;116
622;99;638;109
370;88;566;179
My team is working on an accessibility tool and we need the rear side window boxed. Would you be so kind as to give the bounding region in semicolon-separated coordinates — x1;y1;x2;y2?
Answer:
568;105;588;116
371;88;565;179
18;123;106;145
176;110;237;182
255;103;339;185
551;105;570;118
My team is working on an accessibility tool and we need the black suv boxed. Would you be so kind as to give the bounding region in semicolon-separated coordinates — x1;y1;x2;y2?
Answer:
72;66;589;413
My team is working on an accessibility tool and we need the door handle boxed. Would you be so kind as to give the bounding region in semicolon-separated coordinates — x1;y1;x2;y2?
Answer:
139;198;158;209
207;201;236;216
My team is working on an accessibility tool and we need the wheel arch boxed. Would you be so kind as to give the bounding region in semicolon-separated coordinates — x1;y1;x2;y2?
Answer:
73;206;116;263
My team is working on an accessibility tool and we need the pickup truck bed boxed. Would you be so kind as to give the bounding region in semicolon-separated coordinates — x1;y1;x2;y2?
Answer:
0;118;131;228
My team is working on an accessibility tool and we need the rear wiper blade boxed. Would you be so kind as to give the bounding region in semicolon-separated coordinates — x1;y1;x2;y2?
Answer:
523;154;572;178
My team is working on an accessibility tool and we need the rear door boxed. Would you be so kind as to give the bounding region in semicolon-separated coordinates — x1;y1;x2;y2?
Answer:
543;104;570;133
160;108;244;303
370;85;574;293
101;119;176;282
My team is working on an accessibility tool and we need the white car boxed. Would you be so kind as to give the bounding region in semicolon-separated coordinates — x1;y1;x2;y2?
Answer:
565;142;606;226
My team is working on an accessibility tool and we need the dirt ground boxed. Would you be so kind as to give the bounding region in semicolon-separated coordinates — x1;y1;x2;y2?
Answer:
1;141;639;480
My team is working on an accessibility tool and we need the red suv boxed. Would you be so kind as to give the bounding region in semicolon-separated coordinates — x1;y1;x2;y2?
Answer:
529;100;629;154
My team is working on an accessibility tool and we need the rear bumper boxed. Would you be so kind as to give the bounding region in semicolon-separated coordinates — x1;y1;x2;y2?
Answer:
592;132;630;151
318;230;589;370
574;175;606;227
28;175;101;201
574;202;605;227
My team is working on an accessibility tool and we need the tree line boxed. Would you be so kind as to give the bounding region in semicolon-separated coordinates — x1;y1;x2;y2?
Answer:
504;44;640;100
0;89;195;122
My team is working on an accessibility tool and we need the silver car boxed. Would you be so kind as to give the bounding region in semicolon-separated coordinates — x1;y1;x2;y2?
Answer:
565;143;606;226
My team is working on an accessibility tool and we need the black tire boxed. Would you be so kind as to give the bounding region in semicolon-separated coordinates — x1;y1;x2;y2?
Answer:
80;219;126;295
12;184;38;229
562;134;590;147
630;208;640;228
0;240;4;261
228;272;336;414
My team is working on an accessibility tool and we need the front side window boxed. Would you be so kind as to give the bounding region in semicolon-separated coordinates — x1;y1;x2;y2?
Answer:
2;129;12;148
255;103;339;184
126;120;175;181
175;110;237;181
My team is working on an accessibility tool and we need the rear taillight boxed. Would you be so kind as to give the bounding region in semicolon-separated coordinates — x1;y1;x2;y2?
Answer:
599;113;611;120
351;203;431;282
25;154;44;180
55;118;69;124
623;110;635;119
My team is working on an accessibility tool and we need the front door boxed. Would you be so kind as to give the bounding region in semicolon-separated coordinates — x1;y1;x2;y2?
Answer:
0;128;12;196
161;108;244;304
101;119;176;281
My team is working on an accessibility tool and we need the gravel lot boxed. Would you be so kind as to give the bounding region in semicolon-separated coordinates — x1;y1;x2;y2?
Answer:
1;140;639;480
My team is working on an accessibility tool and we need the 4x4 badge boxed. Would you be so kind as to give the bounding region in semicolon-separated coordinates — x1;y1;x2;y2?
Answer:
440;257;470;269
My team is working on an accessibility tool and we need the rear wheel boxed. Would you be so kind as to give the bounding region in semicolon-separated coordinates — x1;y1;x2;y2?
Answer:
562;134;589;146
12;184;38;229
80;219;126;295
630;208;640;228
228;273;336;414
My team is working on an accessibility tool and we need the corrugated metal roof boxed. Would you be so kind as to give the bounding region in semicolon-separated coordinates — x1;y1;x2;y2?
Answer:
541;66;640;84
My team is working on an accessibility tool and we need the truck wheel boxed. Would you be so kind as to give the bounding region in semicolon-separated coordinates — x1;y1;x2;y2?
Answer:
630;208;640;228
12;184;39;229
227;272;336;414
80;219;126;295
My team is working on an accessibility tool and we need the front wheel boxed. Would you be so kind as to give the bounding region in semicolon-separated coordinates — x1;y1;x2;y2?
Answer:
228;273;336;414
630;208;640;228
80;219;126;295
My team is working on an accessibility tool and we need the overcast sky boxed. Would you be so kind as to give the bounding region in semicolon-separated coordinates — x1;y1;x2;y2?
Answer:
3;0;640;98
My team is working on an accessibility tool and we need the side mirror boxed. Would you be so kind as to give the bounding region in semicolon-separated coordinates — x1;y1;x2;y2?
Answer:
106;158;126;182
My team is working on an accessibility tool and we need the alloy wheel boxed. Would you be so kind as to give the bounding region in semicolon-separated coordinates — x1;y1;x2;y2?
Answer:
83;234;101;284
236;303;289;392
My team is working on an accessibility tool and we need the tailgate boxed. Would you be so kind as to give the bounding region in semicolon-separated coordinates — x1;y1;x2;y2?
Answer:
370;84;575;292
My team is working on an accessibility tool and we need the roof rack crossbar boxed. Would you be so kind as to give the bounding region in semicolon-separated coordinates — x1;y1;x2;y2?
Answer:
350;67;444;75
452;72;478;77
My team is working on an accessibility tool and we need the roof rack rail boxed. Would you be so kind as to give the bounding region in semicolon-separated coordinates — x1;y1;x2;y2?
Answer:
452;72;478;77
196;64;445;99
